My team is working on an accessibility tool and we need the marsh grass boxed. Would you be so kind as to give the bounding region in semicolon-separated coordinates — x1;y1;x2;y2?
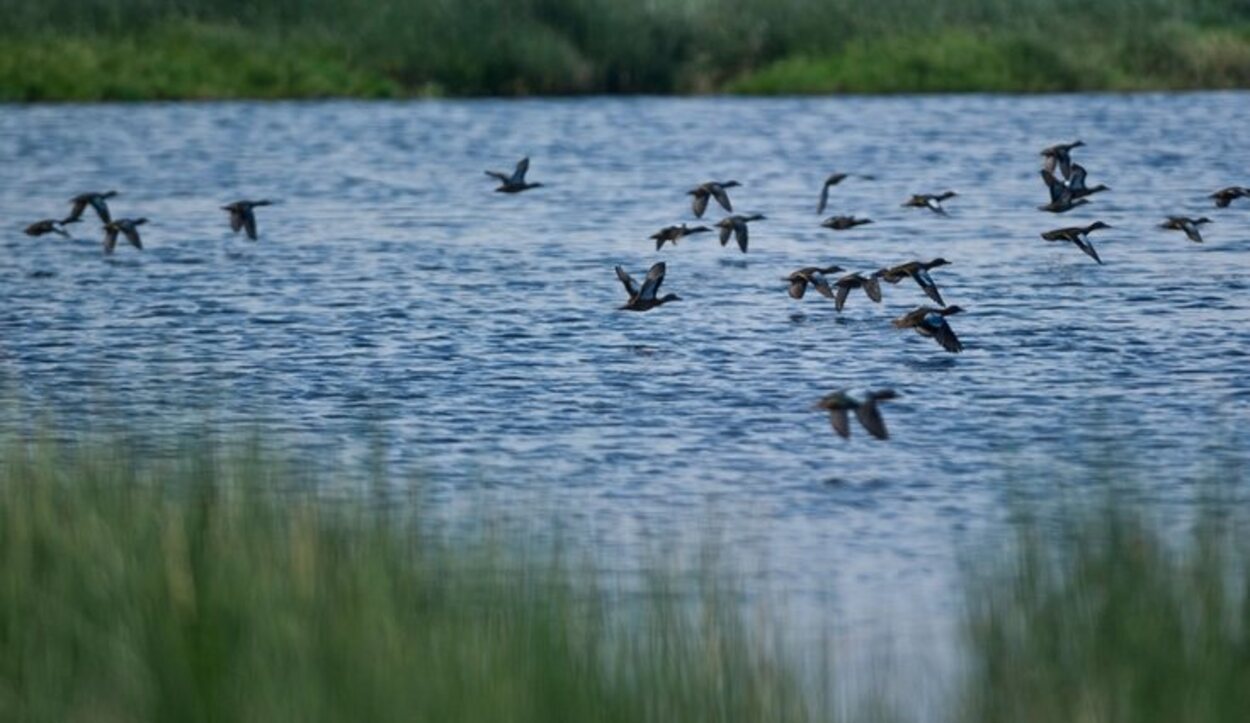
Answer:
1;0;1249;98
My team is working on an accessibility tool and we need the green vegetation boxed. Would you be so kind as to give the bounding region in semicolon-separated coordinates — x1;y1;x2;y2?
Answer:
1;0;1249;99
1;432;1246;721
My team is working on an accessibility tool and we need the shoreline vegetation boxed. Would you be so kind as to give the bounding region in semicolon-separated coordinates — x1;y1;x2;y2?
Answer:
2;1;1250;101
2;434;1248;721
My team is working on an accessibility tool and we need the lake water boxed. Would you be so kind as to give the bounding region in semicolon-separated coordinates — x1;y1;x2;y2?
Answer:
1;94;1248;681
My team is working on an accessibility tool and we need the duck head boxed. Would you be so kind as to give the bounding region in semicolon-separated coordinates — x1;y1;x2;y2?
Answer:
658;293;681;305
944;305;965;315
928;258;952;268
1088;222;1111;231
721;181;741;189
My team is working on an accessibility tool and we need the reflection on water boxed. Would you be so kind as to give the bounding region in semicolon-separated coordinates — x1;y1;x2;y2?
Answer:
1;94;1248;649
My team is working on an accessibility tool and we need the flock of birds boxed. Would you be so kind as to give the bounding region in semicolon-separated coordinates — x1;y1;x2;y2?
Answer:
19;143;1248;442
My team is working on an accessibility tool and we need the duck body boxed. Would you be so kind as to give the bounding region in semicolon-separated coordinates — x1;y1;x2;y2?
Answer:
878;258;950;305
832;271;884;312
1041;140;1084;179
1161;216;1211;243
1038;170;1089;213
650;224;710;250
486;157;542;193
66;191;118;224
103;218;147;254
222;199;273;240
1041;222;1109;264
783;265;845;300
813;388;897;440
821;215;872;230
24;218;77;238
688;181;740;218
714;213;764;253
1211;186;1250;208
892;305;965;353
616;261;680;311
902;191;957;215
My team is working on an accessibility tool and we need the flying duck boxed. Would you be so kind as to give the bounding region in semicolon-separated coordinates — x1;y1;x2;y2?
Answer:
813;389;898;440
1038;170;1089;213
902;191;957;215
892;306;964;353
821;215;873;230
616;261;680;311
24;218;77;238
222;199;273;240
102;218;147;254
816;173;848;214
1067;164;1109;199
1041;140;1084;179
1210;186;1250;208
878;259;951;305
1040;222;1110;264
783;265;845;300
715;213;764;253
1160;216;1211;243
833;271;884;312
485;157;542;193
688;181;740;218
650;224;710;250
66;191;118;224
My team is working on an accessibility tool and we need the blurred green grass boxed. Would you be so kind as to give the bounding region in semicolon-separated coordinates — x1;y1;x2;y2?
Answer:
1;0;1249;99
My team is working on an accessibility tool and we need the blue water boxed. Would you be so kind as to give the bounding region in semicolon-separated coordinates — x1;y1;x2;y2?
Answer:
1;94;1248;667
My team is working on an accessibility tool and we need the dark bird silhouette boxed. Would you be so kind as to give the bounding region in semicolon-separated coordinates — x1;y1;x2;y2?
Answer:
821;215;873;230
688;181;740;218
892;306;964;353
1041;222;1110;264
222;199;273;240
616;261;681;311
485;157;542;193
66;191;118;224
833;271;884;312
1067;164;1109;199
102;218;147;254
24;218;77;238
902;191;957;215
878;258;951;305
816;173;848;214
1041;140;1084;179
714;213;764;253
814;389;898;440
1160;216;1211;243
650;224;710;250
783;265;845;300
1038;170;1089;213
1210;186;1250;208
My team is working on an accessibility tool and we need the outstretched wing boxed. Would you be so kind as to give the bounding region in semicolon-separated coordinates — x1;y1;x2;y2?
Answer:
788;277;807;299
1068;164;1088;193
485;170;510;183
718;222;732;246
90;197;111;224
122;225;143;249
1073;235;1102;264
1041;170;1066;204
810;273;835;299
711;185;733;213
863;276;882;302
691;191;709;218
914;270;944;305
1182;221;1204;243
243;209;258;240
817;183;831;214
733;218;748;253
66;197;89;222
615;266;639;299
638;262;666;301
828;409;850;439
103;227;119;254
924;196;946;215
854;401;889;440
928;316;963;353
228;209;244;233
511;157;530;184
834;282;851;312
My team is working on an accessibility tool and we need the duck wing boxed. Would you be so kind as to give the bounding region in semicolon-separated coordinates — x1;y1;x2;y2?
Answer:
66;197;89;223
718;222;733;246
1182;221;1204;243
810;273;835;299
788;277;807;299
1042;155;1057;175
1068;164;1089;193
834;282;851;312
228;208;244;233
1041;170;1066;204
928;316;963;353
863;276;883;302
913;270;945;305
691;191;709;219
711;185;733;213
817;183;831;215
828;409;851;439
732;218;748;253
924;196;946;215
243;208;258;240
485;170;510;183
89;197;112;224
103;227;119;254
122;225;143;249
854;400;889;440
510;157;530;184
615;266;639;299
1072;235;1102;264
638;262;666;301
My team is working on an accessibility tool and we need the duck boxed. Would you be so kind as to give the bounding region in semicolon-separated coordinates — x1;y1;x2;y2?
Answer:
892;305;964;353
222;199;273;240
24;218;77;238
902;191;957;215
688;181;740;218
821;215;873;230
833;271;884;312
1040;222;1110;264
1067;164;1109;199
1160;216;1211;243
813;389;898;440
66;191;118;224
1038;170;1089;213
714;213;764;253
783;265;845;300
650;224;710;250
102;218;147;254
878;259;951;305
1041;140;1084;179
485;157;542;193
616;261;680;311
816;173;848;214
1210;186;1250;208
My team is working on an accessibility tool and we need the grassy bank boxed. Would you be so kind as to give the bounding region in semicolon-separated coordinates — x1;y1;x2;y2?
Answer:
1;433;1247;721
1;1;1249;100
